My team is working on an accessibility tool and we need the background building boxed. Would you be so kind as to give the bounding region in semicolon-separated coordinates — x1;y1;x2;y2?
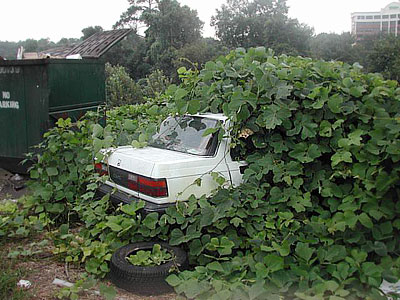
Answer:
351;1;400;38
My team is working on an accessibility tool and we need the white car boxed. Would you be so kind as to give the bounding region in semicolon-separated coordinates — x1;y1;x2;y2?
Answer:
95;113;247;213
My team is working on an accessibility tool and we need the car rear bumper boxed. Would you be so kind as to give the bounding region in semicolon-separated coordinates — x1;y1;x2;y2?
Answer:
96;184;175;214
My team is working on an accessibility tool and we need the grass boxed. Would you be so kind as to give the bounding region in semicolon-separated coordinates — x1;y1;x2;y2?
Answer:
0;243;30;300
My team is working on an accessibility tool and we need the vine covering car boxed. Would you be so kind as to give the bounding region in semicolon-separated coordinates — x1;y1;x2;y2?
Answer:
95;114;246;213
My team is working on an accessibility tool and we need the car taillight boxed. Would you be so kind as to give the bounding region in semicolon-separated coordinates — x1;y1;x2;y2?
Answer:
138;176;168;197
94;163;108;176
127;173;138;190
126;172;168;198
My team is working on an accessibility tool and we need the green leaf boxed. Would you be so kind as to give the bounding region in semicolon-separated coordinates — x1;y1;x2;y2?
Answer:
205;61;216;71
295;242;314;262
92;123;103;138
319;120;332;137
170;228;185;245
218;237;235;256
342;77;353;88
121;201;145;216
30;169;39;179
273;240;291;257
373;241;387;256
166;274;181;287
143;212;158;230
264;254;284;272
328;94;344;113
349;86;366;98
138;133;147;143
175;88;188;100
64;151;73;162
207;261;225;273
230;217;243;227
106;222;122;232
248;281;267;300
338;129;364;148
147;105;159;116
59;224;69;235
255;262;269;278
200;206;214;227
256;104;291;130
99;283;117;300
85;258;100;274
188;99;201;114
361;262;383;277
289;143;322;163
177;67;187;74
46;167;58;176
46;203;64;213
181;278;209;299
358;213;373;229
380;221;393;235
331;151;352;167
302;122;318;140
202;127;219;137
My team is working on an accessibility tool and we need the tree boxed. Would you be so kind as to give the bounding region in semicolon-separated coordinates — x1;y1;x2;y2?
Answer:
310;33;359;64
211;0;312;55
56;37;79;47
115;0;204;78
143;0;203;50
144;0;204;77
24;39;42;52
81;26;103;40
114;0;159;30
173;38;228;71
367;35;400;81
102;34;151;79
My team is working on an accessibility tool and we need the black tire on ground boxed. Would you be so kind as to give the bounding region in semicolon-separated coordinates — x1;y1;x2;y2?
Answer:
108;241;187;295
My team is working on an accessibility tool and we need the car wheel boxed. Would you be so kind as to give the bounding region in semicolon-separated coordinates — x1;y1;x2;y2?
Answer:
108;241;187;295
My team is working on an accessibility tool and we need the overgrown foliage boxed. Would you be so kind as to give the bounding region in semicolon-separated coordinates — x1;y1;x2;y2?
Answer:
163;47;400;299
1;47;400;299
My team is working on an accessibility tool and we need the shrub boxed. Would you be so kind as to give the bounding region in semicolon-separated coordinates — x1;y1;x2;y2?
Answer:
138;69;171;99
105;63;143;106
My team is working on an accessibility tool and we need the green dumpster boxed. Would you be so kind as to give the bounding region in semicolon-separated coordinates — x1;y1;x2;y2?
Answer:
0;59;105;173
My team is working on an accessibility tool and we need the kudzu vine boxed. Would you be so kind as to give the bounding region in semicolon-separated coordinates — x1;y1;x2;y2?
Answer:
1;47;400;300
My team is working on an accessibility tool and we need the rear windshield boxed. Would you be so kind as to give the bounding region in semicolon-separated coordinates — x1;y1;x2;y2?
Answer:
149;116;219;156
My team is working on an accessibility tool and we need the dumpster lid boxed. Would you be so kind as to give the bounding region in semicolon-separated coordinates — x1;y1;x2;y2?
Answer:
66;29;133;58
42;46;75;58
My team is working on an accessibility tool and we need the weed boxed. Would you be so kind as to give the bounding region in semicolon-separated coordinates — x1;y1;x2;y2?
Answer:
0;243;30;300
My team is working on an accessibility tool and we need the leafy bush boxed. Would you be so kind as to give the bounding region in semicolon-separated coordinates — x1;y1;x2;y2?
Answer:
106;63;172;107
105;63;143;106
138;69;171;99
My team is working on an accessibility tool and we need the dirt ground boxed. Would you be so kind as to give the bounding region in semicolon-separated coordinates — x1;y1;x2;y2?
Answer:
15;255;175;300
0;168;177;300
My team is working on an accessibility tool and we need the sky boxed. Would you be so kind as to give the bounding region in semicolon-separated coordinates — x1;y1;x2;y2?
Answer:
0;0;395;43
